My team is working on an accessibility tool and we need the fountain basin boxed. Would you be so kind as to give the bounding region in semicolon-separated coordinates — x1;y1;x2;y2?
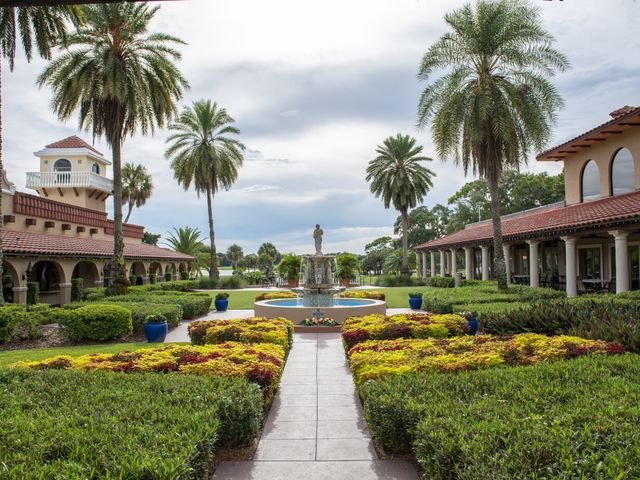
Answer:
254;298;386;324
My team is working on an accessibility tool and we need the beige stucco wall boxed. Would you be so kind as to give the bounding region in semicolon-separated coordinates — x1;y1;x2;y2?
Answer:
564;130;640;205
40;154;108;176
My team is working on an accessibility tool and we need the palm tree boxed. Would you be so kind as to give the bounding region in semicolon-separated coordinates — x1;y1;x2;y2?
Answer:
0;5;81;304
417;0;568;289
366;134;435;274
122;163;153;223
165;226;206;276
38;3;188;295
226;243;244;270
166;100;245;281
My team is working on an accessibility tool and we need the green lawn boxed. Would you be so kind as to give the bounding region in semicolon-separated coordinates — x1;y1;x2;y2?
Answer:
0;342;187;367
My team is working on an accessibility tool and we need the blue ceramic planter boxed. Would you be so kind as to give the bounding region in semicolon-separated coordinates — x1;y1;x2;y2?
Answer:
215;298;229;312
467;318;478;336
144;321;168;343
408;296;423;310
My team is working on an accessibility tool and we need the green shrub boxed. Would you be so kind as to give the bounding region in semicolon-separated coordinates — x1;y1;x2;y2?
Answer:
422;296;453;314
26;282;39;305
106;293;211;320
70;278;84;302
129;303;183;332
360;355;640;479
159;279;198;291
180;271;189;280
242;270;265;285
481;297;640;351
374;274;422;287
426;276;455;288
217;275;247;289
59;304;132;341
0;305;44;342
0;368;262;478
0;305;26;342
83;287;106;301
198;277;219;289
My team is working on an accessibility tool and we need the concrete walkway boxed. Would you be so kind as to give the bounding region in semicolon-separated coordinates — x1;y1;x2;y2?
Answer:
213;332;419;480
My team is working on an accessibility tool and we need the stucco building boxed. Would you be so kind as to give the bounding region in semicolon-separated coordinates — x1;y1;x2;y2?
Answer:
1;136;192;305
415;106;640;297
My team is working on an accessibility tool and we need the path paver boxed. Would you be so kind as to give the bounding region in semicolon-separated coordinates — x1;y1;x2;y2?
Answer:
213;332;419;480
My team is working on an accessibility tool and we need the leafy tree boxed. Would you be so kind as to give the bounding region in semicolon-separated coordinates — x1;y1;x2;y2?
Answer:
226;244;244;269
142;232;161;246
500;171;564;214
39;3;188;295
277;254;302;281
0;5;82;304
361;250;388;276
239;253;258;270
417;0;568;289
122;163;153;223
365;236;394;254
166;100;244;281
257;252;275;278
393;205;441;248
383;248;416;275
367;134;435;274
336;252;361;281
258;243;280;263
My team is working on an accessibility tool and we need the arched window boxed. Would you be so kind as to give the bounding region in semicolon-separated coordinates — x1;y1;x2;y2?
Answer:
581;160;600;202
610;148;636;196
53;158;72;172
91;162;100;174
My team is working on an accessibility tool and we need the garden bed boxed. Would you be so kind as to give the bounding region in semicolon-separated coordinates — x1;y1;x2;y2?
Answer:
0;368;262;479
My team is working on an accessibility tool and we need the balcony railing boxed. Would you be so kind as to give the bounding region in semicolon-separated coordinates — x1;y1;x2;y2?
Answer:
26;171;113;193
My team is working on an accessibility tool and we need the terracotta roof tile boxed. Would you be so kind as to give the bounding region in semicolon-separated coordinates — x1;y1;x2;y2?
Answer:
416;190;640;250
46;135;103;156
3;230;192;261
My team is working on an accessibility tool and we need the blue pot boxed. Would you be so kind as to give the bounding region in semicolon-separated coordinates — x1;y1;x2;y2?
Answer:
144;321;168;343
467;318;478;336
408;297;423;310
215;298;229;312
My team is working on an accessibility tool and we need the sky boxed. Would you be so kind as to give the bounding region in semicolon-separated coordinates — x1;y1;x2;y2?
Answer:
2;0;639;255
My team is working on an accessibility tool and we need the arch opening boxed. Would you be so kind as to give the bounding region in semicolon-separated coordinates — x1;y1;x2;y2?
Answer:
611;147;636;196
581;159;600;202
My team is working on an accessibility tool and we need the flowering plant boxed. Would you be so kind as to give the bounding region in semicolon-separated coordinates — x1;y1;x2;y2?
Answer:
339;291;386;301
188;317;294;352
255;292;299;301
300;317;338;326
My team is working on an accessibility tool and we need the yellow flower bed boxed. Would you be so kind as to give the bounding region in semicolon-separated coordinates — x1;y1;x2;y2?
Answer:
12;343;286;403
341;313;468;349
255;292;299;301
347;334;625;385
188;316;294;352
339;291;386;301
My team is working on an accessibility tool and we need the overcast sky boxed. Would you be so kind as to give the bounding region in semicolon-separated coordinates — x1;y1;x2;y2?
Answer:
3;0;639;254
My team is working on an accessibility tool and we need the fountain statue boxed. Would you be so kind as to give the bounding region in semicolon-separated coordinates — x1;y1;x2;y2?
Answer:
294;224;344;307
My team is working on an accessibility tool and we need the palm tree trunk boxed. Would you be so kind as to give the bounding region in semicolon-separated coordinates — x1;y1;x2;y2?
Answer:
108;136;127;295
400;208;410;275
0;61;4;305
206;185;219;280
124;200;133;223
488;175;507;290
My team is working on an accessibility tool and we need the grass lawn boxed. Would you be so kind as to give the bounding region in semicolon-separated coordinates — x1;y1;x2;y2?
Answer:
202;289;274;309
0;342;187;367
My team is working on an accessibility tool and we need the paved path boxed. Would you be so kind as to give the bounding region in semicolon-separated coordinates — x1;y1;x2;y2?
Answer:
213;332;418;480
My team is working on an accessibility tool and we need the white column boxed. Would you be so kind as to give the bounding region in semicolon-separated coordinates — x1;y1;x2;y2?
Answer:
464;247;473;280
527;240;540;288
562;236;577;297
502;244;511;285
481;245;490;281
422;252;428;278
609;230;630;293
430;251;436;277
450;248;458;277
439;250;445;277
415;252;421;279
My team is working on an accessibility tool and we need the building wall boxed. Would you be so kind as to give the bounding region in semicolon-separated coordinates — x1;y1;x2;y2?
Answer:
564;130;640;205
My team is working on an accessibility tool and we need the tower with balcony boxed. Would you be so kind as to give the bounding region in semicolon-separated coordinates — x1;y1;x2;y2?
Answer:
26;136;112;212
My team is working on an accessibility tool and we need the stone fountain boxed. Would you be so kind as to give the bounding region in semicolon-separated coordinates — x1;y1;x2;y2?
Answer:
293;224;344;307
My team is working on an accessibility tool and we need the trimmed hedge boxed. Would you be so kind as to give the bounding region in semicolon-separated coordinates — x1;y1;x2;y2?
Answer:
481;297;640;351
340;291;386;301
0;368;262;478
360;354;640;478
374;274;423;287
103;292;211;319
189;317;295;353
58;304;132;341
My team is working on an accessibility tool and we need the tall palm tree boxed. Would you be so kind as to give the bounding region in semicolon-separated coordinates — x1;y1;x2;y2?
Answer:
417;0;568;289
165;226;206;276
38;3;188;295
366;134;435;275
0;5;81;304
226;243;243;270
166;100;245;280
122;162;153;223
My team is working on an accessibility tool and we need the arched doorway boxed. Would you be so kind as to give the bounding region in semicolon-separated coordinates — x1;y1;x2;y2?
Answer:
29;260;65;304
165;263;176;281
178;262;188;280
72;261;100;288
129;262;146;285
2;262;18;304
149;262;163;283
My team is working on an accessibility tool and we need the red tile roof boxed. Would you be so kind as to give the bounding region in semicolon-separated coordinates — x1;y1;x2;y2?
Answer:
416;190;640;250
3;230;192;261
537;106;640;161
46;135;103;156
